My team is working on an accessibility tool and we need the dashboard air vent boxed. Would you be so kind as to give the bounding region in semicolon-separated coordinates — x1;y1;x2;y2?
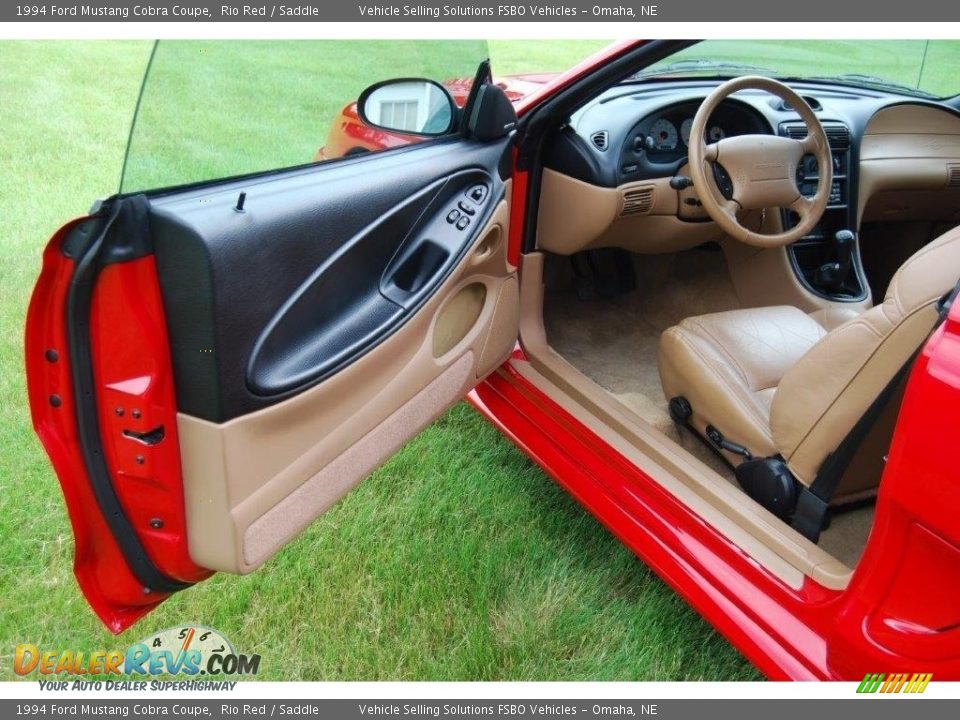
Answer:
824;125;850;149
783;123;849;149
948;163;960;188
590;130;609;152
621;186;654;216
784;125;805;140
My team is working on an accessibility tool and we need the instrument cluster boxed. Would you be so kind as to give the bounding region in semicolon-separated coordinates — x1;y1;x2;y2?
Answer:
648;116;726;152
624;99;769;169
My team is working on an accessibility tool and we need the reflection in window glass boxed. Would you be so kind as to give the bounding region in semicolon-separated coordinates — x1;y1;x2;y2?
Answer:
121;40;487;192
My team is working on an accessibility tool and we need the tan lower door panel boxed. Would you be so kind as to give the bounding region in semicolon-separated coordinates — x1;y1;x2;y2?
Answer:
178;190;516;574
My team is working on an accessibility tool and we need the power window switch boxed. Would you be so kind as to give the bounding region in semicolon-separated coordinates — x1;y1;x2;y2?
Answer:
456;216;470;231
467;185;487;203
457;200;476;216
446;209;460;224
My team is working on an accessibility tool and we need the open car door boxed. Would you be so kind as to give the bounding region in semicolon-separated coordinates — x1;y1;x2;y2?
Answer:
25;49;520;632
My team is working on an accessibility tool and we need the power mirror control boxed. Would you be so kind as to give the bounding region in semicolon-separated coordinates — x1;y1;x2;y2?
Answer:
466;184;488;204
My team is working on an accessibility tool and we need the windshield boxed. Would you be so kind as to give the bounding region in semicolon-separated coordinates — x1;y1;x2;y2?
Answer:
637;40;960;98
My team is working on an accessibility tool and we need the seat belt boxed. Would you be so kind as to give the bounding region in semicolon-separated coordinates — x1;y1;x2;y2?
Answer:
791;279;960;544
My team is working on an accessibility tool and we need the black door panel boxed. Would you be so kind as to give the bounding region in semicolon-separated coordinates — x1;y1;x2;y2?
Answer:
248;170;496;397
148;139;510;421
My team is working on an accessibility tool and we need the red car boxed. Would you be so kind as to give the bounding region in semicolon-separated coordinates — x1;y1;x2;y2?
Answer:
25;39;960;681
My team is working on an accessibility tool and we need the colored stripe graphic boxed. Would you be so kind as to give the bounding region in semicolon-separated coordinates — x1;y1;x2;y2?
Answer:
857;673;884;693
857;672;932;693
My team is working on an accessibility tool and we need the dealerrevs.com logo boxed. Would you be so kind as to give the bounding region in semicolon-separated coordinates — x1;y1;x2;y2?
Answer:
14;626;260;678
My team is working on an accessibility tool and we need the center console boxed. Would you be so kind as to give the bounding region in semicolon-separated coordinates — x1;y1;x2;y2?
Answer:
778;121;867;301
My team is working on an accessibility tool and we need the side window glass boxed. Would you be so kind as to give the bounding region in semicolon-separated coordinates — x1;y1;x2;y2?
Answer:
120;40;488;193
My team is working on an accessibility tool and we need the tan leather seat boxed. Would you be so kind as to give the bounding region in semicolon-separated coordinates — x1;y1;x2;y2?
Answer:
658;225;960;501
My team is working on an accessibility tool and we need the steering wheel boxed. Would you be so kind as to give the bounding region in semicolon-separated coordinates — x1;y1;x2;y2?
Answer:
687;76;833;248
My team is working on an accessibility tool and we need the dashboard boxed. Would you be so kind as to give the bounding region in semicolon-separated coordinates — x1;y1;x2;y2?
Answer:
537;79;960;302
544;80;921;188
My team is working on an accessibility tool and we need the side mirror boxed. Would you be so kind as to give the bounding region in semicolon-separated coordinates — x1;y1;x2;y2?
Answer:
357;79;458;137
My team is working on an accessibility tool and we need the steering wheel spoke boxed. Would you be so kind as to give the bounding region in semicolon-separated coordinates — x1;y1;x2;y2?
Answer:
790;194;815;218
799;132;820;154
703;142;720;162
722;199;742;219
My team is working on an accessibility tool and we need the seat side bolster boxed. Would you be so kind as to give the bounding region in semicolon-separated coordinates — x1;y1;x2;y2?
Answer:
808;307;862;332
888;224;960;315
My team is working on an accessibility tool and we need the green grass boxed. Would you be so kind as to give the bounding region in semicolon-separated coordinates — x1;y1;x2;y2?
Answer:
5;36;955;683
491;39;612;74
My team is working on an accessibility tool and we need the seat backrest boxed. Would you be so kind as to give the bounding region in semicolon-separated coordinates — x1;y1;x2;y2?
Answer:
770;225;960;495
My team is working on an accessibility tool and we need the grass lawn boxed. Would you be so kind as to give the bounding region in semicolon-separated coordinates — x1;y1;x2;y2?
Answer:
14;37;953;681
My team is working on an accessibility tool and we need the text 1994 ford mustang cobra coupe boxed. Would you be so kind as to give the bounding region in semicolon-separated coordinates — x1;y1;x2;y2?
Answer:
25;39;960;679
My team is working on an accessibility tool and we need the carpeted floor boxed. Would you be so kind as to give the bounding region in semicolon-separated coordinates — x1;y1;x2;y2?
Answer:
543;246;740;479
542;245;873;569
819;505;874;567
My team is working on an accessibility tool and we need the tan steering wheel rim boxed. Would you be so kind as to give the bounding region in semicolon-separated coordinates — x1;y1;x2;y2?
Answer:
687;76;833;248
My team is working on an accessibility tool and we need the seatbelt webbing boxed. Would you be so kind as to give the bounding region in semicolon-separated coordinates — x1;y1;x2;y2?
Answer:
791;279;960;543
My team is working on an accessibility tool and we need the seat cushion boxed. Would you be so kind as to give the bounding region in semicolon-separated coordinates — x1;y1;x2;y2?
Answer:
658;306;830;463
